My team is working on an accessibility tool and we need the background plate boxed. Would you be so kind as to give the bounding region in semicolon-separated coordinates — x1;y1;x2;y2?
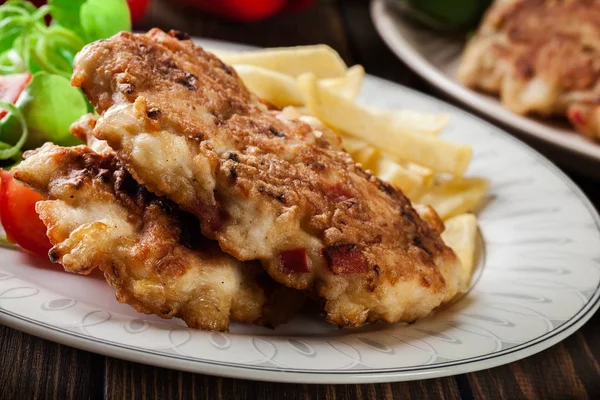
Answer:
370;0;600;173
1;39;600;384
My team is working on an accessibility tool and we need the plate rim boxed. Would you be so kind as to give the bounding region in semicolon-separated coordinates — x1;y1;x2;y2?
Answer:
370;0;600;162
2;66;600;384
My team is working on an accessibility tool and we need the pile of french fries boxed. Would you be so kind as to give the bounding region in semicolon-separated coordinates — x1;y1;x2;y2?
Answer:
215;45;488;290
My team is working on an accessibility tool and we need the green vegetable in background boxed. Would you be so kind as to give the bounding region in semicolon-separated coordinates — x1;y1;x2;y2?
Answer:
21;72;88;147
80;0;132;42
0;95;30;147
0;0;132;163
49;0;88;37
396;0;493;32
0;102;27;162
49;0;132;43
0;0;131;77
0;0;49;74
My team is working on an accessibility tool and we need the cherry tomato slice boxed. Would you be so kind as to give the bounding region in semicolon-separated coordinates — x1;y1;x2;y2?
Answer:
0;73;32;119
0;170;52;257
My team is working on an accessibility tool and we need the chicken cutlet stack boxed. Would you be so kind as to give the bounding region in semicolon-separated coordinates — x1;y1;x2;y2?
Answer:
13;117;304;331
459;0;600;139
16;29;464;330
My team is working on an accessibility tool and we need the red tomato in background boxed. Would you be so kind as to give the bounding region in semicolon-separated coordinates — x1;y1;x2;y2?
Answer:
172;0;286;21
0;73;31;119
171;0;315;21
0;170;52;257
128;0;151;24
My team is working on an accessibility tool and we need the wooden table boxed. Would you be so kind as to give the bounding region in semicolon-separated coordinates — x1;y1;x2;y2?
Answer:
2;1;600;398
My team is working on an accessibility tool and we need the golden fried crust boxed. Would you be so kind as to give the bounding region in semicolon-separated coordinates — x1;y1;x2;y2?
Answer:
13;143;303;331
69;113;113;155
459;0;600;139
73;29;461;327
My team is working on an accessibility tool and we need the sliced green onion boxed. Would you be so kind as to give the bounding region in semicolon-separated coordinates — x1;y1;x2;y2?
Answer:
4;0;38;14
0;50;26;73
0;65;18;74
35;25;85;76
0;25;24;45
0;15;29;31
31;4;51;22
11;35;31;73
0;142;22;163
35;35;70;76
47;25;86;51
0;4;87;77
0;5;31;17
0;101;28;160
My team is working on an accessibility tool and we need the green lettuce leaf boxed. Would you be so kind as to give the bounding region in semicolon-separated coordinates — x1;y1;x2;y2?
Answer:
49;0;130;43
48;0;87;36
80;0;131;42
20;72;87;147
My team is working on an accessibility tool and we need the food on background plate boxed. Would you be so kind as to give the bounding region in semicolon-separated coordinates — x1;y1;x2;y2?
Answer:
390;0;493;32
459;0;600;140
13;138;303;331
71;29;470;328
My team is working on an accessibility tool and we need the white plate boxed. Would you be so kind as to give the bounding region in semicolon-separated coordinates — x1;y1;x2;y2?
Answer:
370;0;600;164
1;39;600;384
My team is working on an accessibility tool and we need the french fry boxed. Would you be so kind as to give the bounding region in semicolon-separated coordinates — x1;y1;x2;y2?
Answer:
321;65;365;100
233;64;303;107
341;135;369;153
214;45;347;78
353;147;379;169
341;137;434;194
340;136;378;169
403;162;434;187
342;138;433;195
375;157;427;195
441;213;478;290
233;64;364;108
280;106;305;119
415;177;489;220
369;108;450;136
297;73;472;176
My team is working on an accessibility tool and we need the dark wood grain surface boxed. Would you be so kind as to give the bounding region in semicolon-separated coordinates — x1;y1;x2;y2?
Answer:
2;0;600;399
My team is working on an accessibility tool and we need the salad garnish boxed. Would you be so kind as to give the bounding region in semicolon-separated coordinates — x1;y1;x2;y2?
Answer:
0;0;131;164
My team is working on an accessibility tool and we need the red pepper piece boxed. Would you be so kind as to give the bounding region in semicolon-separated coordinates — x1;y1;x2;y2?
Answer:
278;248;310;273
323;243;369;274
